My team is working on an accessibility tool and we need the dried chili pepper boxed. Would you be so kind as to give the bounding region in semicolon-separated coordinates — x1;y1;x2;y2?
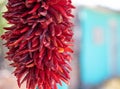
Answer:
1;0;75;89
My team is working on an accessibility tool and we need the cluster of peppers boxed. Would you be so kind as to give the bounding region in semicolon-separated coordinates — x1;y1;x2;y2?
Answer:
1;0;74;89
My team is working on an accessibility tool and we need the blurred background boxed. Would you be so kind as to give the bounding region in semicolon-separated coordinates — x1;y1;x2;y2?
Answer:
0;0;120;89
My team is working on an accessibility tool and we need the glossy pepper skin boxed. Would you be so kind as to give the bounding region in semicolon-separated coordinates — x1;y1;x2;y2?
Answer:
1;0;74;89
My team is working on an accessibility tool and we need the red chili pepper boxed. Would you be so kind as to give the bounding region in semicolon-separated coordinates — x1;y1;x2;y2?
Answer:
1;0;74;89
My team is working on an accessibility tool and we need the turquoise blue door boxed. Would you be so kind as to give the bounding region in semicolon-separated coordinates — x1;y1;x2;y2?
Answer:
79;8;120;86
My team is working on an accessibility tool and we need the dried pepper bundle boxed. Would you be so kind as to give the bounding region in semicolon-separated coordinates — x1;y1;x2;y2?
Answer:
1;0;74;89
